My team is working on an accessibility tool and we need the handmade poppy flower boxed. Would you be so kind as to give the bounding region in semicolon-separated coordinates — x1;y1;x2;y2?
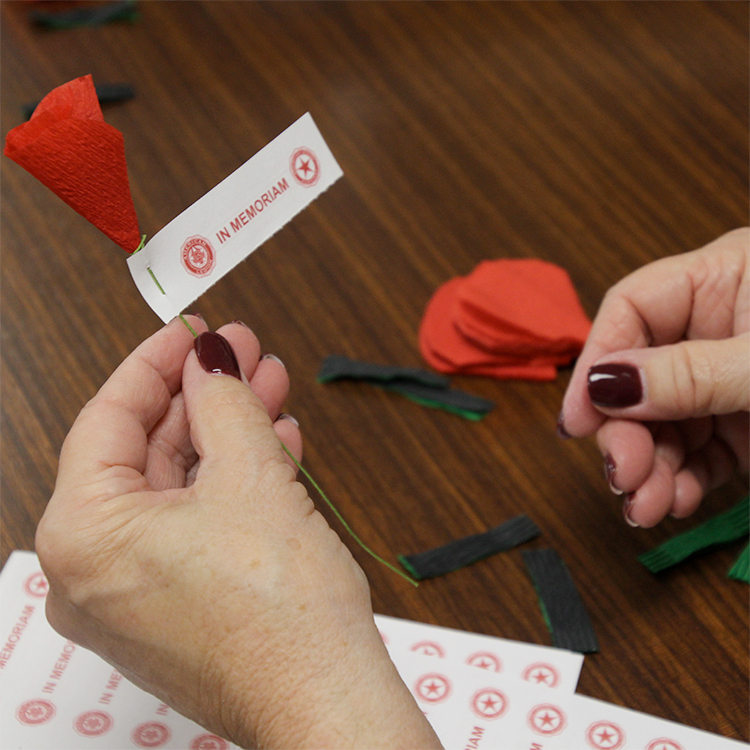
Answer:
4;74;141;253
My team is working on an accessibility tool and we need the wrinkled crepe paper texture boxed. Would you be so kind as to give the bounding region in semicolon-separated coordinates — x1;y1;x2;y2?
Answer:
4;75;141;253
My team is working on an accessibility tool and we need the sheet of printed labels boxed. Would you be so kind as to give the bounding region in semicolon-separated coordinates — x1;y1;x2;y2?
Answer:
2;552;746;749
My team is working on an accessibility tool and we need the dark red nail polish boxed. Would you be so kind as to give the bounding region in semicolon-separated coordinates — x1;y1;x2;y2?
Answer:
195;332;241;379
588;364;643;408
556;412;571;439
604;453;622;495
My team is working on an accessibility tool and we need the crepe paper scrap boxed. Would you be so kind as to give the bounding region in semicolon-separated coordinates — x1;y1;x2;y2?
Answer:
419;259;591;381
728;542;749;583
398;515;541;580
23;83;135;120
280;444;418;587
318;354;494;420
638;496;749;574
377;380;494;420
522;548;599;654
128;112;343;322
30;0;138;29
4;74;141;253
318;354;450;388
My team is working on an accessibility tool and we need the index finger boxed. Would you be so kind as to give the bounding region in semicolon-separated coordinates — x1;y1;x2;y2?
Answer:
56;316;208;495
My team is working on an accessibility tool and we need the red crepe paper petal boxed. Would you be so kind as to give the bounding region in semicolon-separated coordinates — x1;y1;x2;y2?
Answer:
418;259;591;381
4;75;141;253
418;277;561;381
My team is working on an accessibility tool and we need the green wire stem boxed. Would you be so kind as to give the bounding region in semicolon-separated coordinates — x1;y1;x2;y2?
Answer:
174;312;417;587
280;443;419;587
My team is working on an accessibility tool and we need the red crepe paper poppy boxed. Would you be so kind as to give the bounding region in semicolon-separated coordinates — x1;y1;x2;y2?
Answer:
419;259;591;381
4;75;141;253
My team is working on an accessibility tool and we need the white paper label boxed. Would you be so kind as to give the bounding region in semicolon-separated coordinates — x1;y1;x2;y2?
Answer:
127;113;343;322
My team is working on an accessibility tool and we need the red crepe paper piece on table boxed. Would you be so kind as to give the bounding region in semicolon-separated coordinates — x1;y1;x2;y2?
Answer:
4;75;141;253
419;259;591;381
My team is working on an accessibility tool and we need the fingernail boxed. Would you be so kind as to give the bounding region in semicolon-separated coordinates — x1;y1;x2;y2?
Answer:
188;312;205;322
277;413;299;427
195;332;241;379
262;353;285;368
233;319;250;328
556;412;571;439
623;493;640;527
588;363;643;408
604;453;623;495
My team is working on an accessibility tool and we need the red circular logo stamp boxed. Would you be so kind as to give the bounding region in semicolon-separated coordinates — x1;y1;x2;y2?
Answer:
23;571;49;598
410;640;445;658
290;147;320;187
189;734;230;750
646;740;684;750
522;662;560;688
132;721;171;748
75;710;113;737
586;720;625;749
16;699;55;725
471;688;508;720
528;704;567;736
181;235;216;277
466;651;502;672
413;673;451;704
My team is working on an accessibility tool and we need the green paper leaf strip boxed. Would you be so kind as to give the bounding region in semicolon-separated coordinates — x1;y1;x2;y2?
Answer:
318;355;495;420
638;496;749;574
728;542;749;584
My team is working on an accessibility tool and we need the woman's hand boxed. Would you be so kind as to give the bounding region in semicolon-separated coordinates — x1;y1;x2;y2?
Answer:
559;228;749;528
35;317;441;749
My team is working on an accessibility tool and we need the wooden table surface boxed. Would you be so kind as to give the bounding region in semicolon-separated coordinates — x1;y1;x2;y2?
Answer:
2;1;748;744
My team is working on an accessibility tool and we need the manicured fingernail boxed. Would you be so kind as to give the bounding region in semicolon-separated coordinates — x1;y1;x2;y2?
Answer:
262;353;285;368
556;412;571;439
277;413;299;427
623;493;640;527
604;453;623;495
588;363;643;408
195;332;241;379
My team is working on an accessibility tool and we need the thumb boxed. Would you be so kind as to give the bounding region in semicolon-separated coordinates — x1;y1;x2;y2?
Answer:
182;332;289;495
587;333;750;420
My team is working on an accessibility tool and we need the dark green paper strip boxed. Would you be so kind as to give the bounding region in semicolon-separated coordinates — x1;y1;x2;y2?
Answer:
399;515;541;579
728;542;749;584
318;354;450;388
522;548;599;654
638;496;749;574
318;355;494;420
31;0;138;28
378;381;494;417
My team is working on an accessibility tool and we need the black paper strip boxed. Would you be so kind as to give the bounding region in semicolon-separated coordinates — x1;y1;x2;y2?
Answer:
318;355;494;419
522;548;599;654
318;354;450;388
399;515;541;580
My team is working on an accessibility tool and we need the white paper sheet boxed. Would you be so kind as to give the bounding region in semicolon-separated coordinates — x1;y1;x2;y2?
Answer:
2;552;746;750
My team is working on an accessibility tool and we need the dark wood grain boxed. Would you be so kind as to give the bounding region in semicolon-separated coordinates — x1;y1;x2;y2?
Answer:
2;1;747;742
